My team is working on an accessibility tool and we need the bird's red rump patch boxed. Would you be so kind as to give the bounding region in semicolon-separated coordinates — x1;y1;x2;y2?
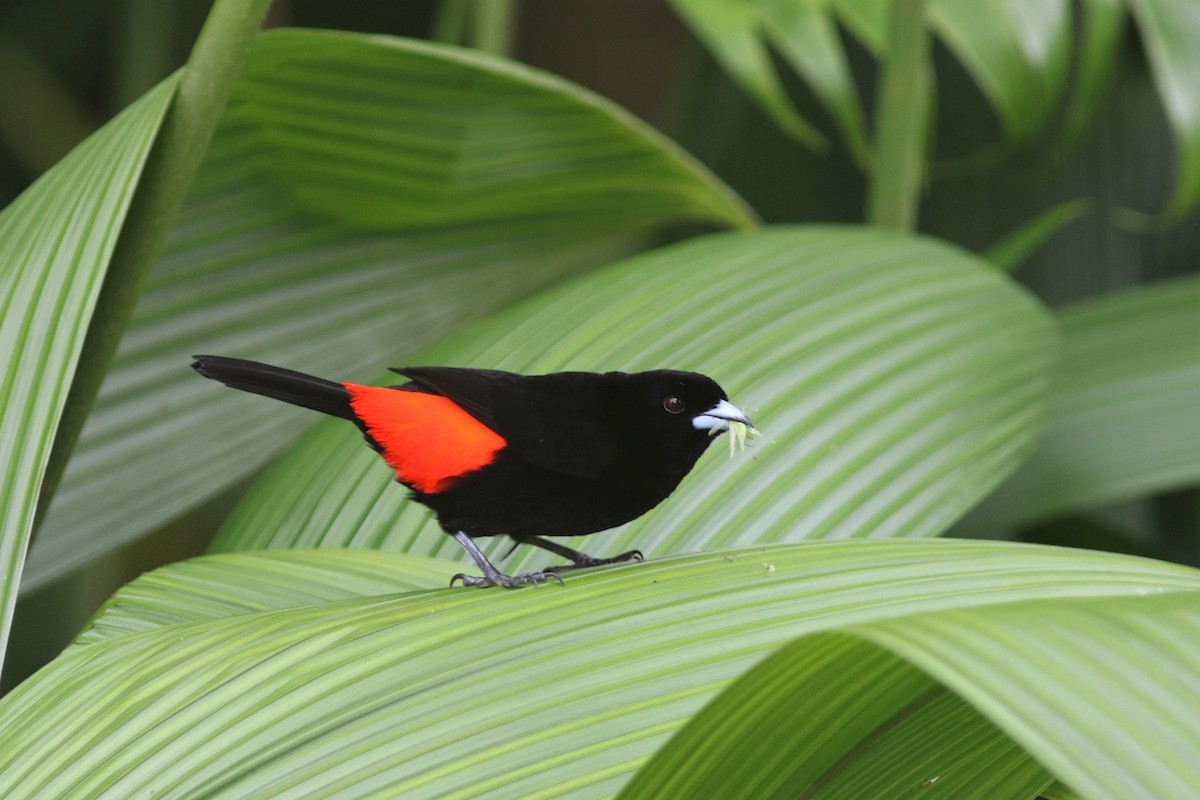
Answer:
344;383;506;493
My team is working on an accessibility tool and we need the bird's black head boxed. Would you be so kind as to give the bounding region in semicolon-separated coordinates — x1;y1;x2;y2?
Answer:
617;370;752;464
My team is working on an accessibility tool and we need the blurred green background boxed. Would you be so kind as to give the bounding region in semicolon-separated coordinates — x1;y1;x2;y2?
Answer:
3;0;1196;693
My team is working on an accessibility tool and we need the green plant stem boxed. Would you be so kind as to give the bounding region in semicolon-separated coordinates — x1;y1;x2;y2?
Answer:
112;0;177;111
472;0;518;57
33;0;274;534
866;0;930;231
984;198;1096;273
429;0;470;45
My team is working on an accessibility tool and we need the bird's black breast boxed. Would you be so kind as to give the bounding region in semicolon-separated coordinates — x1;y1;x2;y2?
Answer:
416;442;704;538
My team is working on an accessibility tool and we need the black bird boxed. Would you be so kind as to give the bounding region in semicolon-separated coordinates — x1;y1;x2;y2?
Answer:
193;356;753;588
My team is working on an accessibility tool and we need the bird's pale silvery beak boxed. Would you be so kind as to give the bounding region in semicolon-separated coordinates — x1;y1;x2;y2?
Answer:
692;399;753;432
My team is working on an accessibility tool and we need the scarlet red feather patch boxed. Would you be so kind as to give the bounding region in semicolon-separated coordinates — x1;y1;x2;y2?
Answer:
344;384;506;493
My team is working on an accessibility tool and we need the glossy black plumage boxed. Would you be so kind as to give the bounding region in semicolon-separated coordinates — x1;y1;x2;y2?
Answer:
401;368;725;536
193;356;749;588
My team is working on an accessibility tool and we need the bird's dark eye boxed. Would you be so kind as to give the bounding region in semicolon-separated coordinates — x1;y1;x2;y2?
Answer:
663;396;685;414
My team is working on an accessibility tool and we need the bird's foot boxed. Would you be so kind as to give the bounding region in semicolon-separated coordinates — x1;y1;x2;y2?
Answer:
450;530;565;589
450;569;564;589
553;549;644;572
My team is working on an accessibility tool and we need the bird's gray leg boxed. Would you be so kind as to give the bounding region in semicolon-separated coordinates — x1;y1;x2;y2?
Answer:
517;535;644;571
449;531;564;589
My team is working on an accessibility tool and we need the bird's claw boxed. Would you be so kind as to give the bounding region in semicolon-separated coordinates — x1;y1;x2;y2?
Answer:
553;548;645;571
449;569;563;589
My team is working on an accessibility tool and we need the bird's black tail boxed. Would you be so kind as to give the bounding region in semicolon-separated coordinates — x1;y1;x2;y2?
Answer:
192;355;356;422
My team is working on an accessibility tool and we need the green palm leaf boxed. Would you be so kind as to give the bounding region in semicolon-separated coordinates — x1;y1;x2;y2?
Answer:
928;0;1071;143
669;0;1071;152
673;0;1200;215
0;79;175;674
620;635;1051;799
0;540;1194;798
965;276;1200;531
623;590;1200;799
70;549;448;648
1127;0;1200;215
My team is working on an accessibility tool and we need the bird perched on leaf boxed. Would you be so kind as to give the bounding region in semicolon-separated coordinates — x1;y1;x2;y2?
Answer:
193;356;756;588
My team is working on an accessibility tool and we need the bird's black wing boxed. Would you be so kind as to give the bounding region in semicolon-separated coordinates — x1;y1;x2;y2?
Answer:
392;367;621;478
391;366;509;431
